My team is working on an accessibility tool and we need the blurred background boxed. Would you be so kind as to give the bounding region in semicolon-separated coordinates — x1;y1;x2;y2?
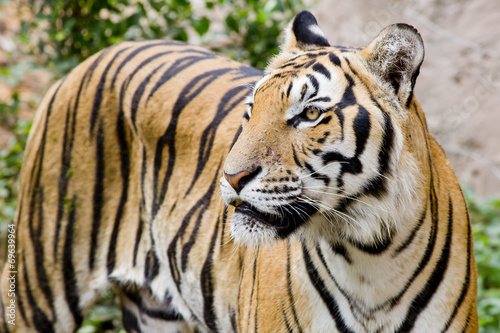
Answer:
0;0;498;332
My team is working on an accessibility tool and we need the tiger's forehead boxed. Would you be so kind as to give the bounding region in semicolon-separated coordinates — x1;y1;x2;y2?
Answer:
252;47;359;107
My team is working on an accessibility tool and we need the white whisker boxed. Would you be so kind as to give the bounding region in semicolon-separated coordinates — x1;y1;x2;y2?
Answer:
299;161;346;180
303;188;388;213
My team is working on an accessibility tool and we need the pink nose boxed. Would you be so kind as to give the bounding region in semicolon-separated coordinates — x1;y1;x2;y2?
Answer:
223;164;261;193
224;170;252;192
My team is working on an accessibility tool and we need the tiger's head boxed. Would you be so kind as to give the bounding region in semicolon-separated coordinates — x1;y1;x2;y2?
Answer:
221;11;426;246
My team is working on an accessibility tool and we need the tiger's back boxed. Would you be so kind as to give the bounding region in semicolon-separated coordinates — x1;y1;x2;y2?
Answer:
0;40;261;332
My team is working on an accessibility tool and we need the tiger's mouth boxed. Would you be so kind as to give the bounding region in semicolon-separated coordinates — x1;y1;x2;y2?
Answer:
235;202;280;226
233;201;318;238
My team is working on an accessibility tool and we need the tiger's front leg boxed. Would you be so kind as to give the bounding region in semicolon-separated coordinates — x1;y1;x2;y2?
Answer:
118;287;193;333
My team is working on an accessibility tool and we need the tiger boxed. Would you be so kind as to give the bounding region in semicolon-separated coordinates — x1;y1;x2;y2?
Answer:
0;10;477;333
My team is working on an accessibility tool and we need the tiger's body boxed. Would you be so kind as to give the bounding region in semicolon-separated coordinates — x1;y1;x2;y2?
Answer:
0;11;477;333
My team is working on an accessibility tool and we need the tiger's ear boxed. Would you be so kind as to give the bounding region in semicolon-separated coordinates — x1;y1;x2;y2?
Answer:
361;24;424;107
283;11;330;52
267;11;329;71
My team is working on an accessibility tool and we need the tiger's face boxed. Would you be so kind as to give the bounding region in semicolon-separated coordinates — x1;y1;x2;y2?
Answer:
221;12;424;246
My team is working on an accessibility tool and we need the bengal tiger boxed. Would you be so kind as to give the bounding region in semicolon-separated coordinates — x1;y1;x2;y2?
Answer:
0;10;477;333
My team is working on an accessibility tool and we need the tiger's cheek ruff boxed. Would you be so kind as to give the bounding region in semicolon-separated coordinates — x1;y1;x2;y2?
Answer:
288;111;422;246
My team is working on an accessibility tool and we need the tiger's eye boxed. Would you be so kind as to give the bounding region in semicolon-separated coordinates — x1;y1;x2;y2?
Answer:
305;107;320;120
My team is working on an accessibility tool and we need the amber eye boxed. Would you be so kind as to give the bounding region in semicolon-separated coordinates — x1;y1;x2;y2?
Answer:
305;107;320;121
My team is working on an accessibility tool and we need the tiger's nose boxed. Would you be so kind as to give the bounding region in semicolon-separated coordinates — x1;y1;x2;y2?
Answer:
223;164;262;193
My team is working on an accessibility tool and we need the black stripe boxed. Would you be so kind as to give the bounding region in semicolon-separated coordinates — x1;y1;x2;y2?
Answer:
306;74;319;99
299;84;307;102
312;63;331;80
140;147;147;202
347;228;392;254
281;308;294;332
83;48;110;89
153;68;233;218
200;207;221;332
336;74;356;109
139;306;182;321
377;107;394;176
106;101;131;275
185;85;249;196
144;249;160;286
352;105;370;156
334;109;344;139
230;306;238;332
304;59;316;69
181;165;221;271
396;195;453;332
329;52;341;66
133;213;144;267
90;46;132;135
219;207;229;249
309;96;331;103
254;273;259;333
248;250;258;332
63;195;83;327
302;243;354;333
123;289;183;321
53;102;76;260
89;120;105;270
441;193;472;332
393;204;427;256
14;256;27;325
286;81;293;98
31;188;56;319
22;256;54;333
121;307;140;332
286;241;304;333
230;125;243;150
330;242;352;264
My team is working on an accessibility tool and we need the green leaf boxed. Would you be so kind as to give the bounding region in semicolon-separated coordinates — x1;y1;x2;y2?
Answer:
193;16;210;36
225;15;239;32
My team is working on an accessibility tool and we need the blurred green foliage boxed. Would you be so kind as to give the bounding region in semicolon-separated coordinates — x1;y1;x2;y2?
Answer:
0;0;499;332
77;288;123;333
466;188;500;333
0;119;30;233
22;0;305;73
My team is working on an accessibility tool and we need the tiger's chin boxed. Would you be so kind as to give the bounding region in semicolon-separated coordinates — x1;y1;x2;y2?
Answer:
230;212;279;246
